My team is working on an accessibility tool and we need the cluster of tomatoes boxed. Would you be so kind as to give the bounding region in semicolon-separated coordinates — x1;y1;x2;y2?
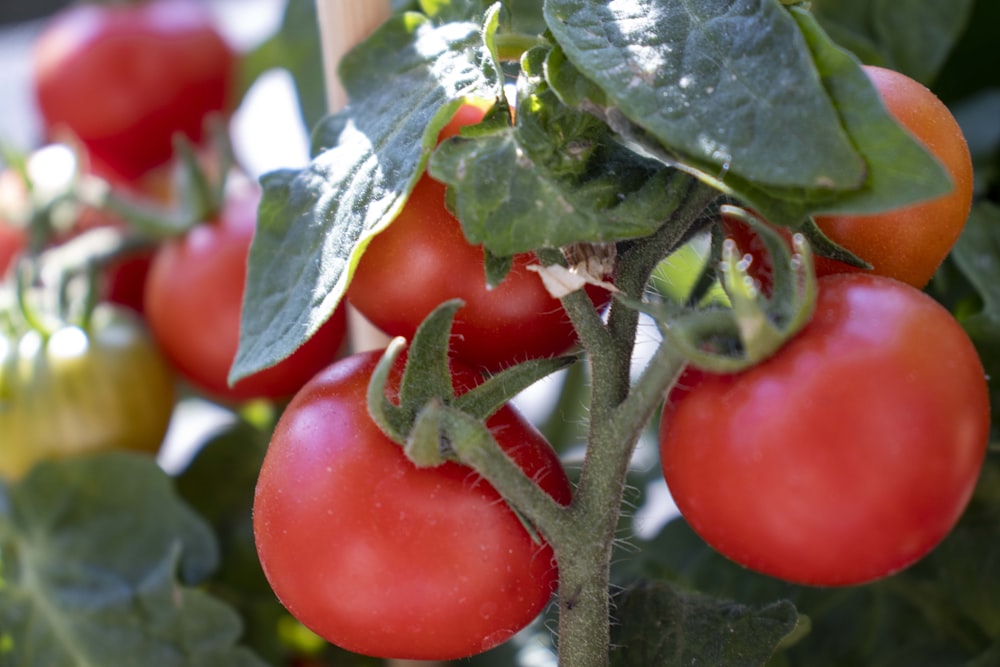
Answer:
253;101;611;660
660;66;988;587
0;1;990;662
0;4;602;661
0;0;352;477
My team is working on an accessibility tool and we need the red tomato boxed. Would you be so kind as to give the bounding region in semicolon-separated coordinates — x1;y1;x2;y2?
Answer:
33;0;237;180
811;66;974;288
0;222;25;278
253;349;572;660
348;172;609;370
348;102;608;371
0;169;29;277
659;273;989;586
143;179;348;402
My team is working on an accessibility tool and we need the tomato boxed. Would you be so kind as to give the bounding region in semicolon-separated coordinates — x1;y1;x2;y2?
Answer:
143;178;348;403
32;0;238;180
349;173;607;370
253;349;572;660
348;102;608;371
0;223;25;278
810;65;974;288
0;168;30;277
659;273;989;586
0;303;175;479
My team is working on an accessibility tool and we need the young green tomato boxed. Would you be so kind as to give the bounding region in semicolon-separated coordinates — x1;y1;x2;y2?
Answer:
659;273;990;586
253;349;572;660
0;304;175;479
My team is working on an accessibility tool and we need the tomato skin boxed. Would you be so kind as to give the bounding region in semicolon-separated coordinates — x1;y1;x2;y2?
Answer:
348;174;608;370
811;66;974;288
0;222;25;278
32;0;237;180
0;304;175;479
659;273;989;586
144;180;348;403
348;100;608;371
253;350;571;660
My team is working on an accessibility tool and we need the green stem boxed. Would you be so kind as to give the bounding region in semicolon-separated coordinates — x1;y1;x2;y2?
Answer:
554;177;719;667
447;176;719;666
438;404;572;545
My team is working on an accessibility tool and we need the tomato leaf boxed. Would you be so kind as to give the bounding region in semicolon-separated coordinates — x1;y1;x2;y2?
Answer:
233;11;500;382
543;0;866;193
609;580;802;667
810;0;975;85
784;7;952;216
946;201;1000;425
0;453;266;667
430;45;684;256
173;421;293;664
542;1;952;228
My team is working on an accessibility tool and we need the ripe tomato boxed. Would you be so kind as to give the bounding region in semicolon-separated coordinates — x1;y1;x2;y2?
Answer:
348;172;609;370
811;65;974;288
143;178;348;403
0;168;30;277
0;304;175;479
0;222;25;278
659;273;989;586
348;102;608;371
32;0;237;180
253;349;572;660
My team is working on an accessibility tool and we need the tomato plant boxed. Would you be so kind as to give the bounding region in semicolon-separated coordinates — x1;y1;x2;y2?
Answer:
810;66;975;288
4;2;1000;666
253;349;572;660
0;303;175;479
32;0;238;181
143;178;348;403
659;273;990;586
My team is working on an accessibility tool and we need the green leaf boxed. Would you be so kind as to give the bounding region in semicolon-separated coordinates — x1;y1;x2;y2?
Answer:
609;580;802;667
233;12;500;382
542;1;952;228
950;202;1000;340
785;7;953;217
946;201;1000;424
543;0;866;192
430;45;687;255
0;453;266;667
174;421;292;664
811;0;975;85
272;0;327;131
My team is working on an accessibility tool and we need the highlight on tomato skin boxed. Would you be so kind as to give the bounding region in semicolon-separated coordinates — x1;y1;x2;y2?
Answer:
658;272;990;587
253;349;572;661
